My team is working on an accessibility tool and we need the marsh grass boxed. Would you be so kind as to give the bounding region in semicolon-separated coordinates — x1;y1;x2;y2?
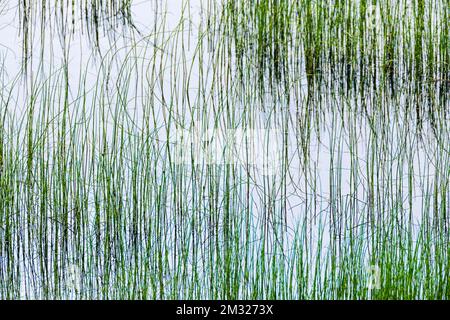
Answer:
222;1;448;102
18;0;135;68
0;0;448;299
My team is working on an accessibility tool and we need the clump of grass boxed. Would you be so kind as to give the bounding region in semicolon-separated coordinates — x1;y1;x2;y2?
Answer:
18;0;135;69
0;0;448;300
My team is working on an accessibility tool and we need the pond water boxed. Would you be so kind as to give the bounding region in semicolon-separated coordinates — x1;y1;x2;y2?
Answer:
0;0;448;299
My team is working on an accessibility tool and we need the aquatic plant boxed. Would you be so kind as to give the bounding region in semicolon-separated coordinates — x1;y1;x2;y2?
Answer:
0;0;448;299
